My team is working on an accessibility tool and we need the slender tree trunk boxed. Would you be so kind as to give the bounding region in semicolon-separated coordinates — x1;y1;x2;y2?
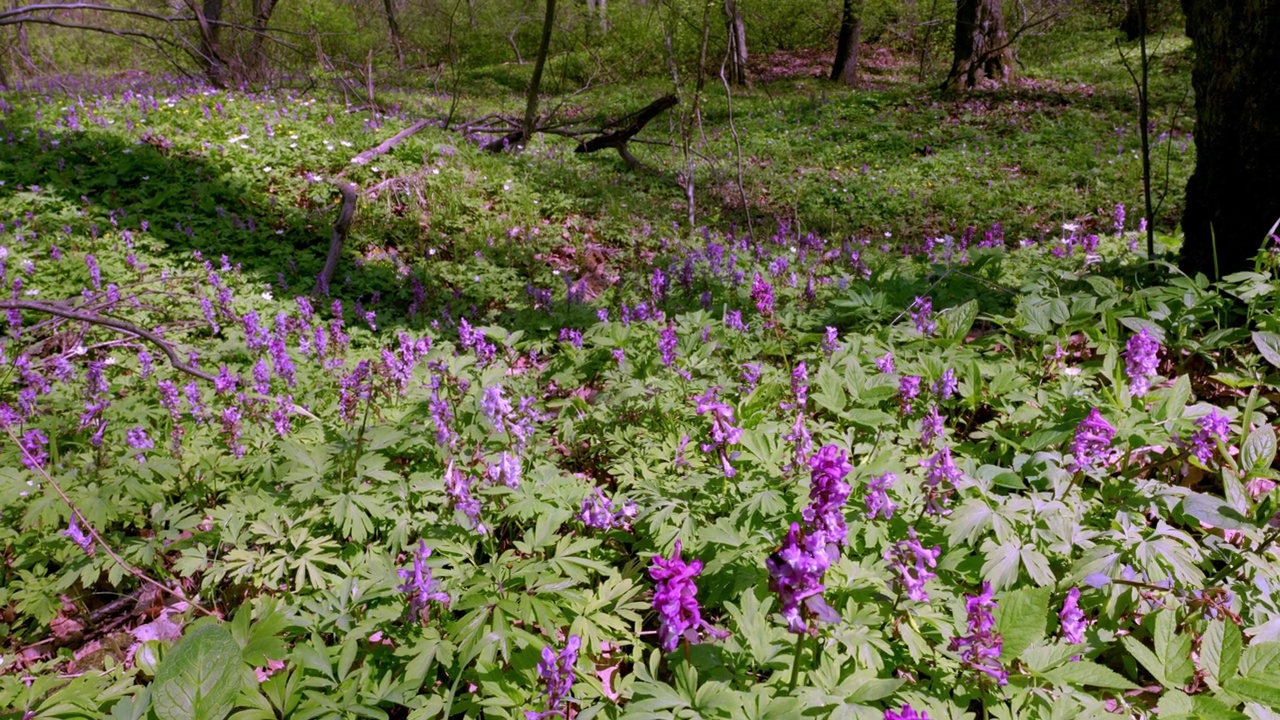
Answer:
1178;0;1280;278
942;0;1013;92
522;0;556;147
723;0;747;86
249;0;279;81
830;0;862;85
191;0;228;87
383;0;405;66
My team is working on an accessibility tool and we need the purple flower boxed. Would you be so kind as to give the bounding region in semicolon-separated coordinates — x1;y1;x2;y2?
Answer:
20;428;48;470
214;365;238;394
865;473;898;520
920;445;962;515
911;296;936;336
338;361;372;423
1072;409;1115;471
1060;587;1086;644
694;387;742;477
1113;203;1126;235
445;463;485;534
399;540;449;620
137;349;154;379
558;328;583;348
899;375;922;415
578;487;636;530
220;406;245;458
767;523;841;633
85;253;101;290
787;362;809;411
885;705;931;720
611;348;625;364
751;273;775;319
932;369;958;400
650;541;724;651
725;310;747;332
1188;408;1231;464
920;405;944;447
884;527;939;602
1124;328;1161;397
481;385;513;432
658;325;678;367
950;582;1007;685
126;426;153;462
63;515;94;553
802;445;853;550
739;363;761;393
783;413;813;472
875;353;895;374
486;451;522;488
822;327;840;356
526;636;581;720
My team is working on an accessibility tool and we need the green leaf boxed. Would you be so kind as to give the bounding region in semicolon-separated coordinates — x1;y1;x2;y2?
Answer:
1253;332;1280;369
1240;642;1280;677
1180;493;1253;531
994;586;1050;663
1040;661;1138;690
1155;609;1195;687
942;299;979;341
980;540;1022;591
1122;635;1168;687
1225;675;1280;707
1200;619;1243;686
1157;375;1193;422
1242;425;1277;472
152;622;247;720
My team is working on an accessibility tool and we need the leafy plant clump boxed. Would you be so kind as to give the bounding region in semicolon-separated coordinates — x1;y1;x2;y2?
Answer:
2;75;1280;720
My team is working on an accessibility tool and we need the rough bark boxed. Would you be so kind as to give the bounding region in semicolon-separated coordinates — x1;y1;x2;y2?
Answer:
1178;0;1280;278
382;0;405;66
192;0;228;87
522;0;556;146
248;0;278;80
942;0;1013;92
830;0;862;86
723;0;747;86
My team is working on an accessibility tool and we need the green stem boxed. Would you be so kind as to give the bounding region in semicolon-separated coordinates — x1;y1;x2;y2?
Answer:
788;632;805;691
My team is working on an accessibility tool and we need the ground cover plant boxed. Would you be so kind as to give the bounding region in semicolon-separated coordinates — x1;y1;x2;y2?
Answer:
5;7;1280;720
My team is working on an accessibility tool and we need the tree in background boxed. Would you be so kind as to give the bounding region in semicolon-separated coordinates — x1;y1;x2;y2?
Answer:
1178;0;1280;278
830;0;862;86
723;0;747;86
942;0;1013;91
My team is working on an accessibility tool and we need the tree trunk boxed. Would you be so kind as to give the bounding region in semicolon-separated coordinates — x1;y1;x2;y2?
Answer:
192;0;228;87
830;0;862;86
383;0;405;66
522;0;556;147
1178;0;1280;278
1120;0;1147;40
723;0;747;86
249;0;279;81
942;0;1013;92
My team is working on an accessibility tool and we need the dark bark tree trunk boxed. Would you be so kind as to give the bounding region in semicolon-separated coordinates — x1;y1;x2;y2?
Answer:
522;0;556;147
382;0;405;66
1120;0;1147;40
248;0;279;80
191;0;228;87
942;0;1013;92
830;0;862;85
723;0;747;86
1178;0;1280;278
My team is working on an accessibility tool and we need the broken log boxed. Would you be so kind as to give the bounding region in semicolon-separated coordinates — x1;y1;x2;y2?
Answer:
480;94;678;169
313;180;357;299
349;119;433;165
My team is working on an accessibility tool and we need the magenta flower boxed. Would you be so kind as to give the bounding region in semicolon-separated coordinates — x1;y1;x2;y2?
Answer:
750;273;775;319
1072;408;1115;471
126;426;154;462
1124;328;1161;397
767;523;841;633
950;582;1007;685
865;472;898;520
1188;408;1231;464
920;406;945;447
875;353;895;374
694;387;743;477
803;445;853;550
1059;587;1086;644
884;527;939;602
899;375;922;415
885;705;931;720
650;541;725;651
932;368;958;400
787;362;809;411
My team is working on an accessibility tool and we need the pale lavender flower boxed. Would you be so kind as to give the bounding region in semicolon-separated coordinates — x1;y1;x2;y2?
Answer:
899;375;922;415
875;353;895;374
399;540;449;620
1060;587;1086;644
865;473;898;520
822;326;840;356
487;451;522;488
481;385;513;432
767;523;841;633
920;445;962;515
950;582;1007;685
63;515;94;553
20;428;47;470
932;368;958;400
1072;409;1115;471
659;325;678;367
526;636;581;720
911;296;936;336
884;527;939;602
126;426;153;462
1124;328;1161;397
1188;408;1231;464
611;348;625;364
920;406;945;447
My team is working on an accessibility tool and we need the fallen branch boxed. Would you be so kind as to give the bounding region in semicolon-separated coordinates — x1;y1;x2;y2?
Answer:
348;119;433;166
312;181;358;299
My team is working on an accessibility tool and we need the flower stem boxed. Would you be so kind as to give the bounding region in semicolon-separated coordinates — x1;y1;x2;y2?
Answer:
787;632;805;691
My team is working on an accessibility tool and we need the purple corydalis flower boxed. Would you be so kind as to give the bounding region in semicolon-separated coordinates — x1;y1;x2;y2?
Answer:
659;324;678;367
64;515;94;553
865;472;898;520
921;445;962;515
578;487;636;530
788;362;808;411
803;445;853;549
875;353;895;374
911;296;936;336
884;527;939;602
1060;587;1086;644
725;309;747;332
526;635;581;720
481;385;513;432
559;328;583;348
767;523;840;633
85;253;101;290
751;273;775;319
1124;328;1161;397
920;406;944;447
1073;408;1115;471
20;428;48;470
899;375;922;415
932;368;958;400
650;541;724;651
950;582;1007;685
822;326;840;356
885;706;931;720
1189;408;1231;464
487;451;522;488
694;387;743;477
399;540;449;620
126;426;153;462
740;363;761;393
445;463;485;534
